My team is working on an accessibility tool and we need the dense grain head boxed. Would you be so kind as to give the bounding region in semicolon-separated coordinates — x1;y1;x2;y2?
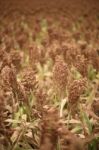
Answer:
68;78;87;115
40;107;59;150
1;65;17;90
21;67;37;94
10;50;22;72
74;54;88;77
53;55;68;98
58;126;86;150
29;43;45;67
68;78;87;104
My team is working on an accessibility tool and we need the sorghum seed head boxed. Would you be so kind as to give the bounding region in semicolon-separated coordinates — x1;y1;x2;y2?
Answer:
74;55;88;77
1;66;17;90
68;78;87;105
21;67;37;94
53;55;68;98
10;50;22;72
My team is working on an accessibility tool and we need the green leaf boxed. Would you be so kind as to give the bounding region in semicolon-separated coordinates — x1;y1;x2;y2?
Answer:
83;112;93;134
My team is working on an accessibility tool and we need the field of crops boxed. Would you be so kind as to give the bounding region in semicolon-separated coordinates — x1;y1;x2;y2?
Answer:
0;0;99;150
